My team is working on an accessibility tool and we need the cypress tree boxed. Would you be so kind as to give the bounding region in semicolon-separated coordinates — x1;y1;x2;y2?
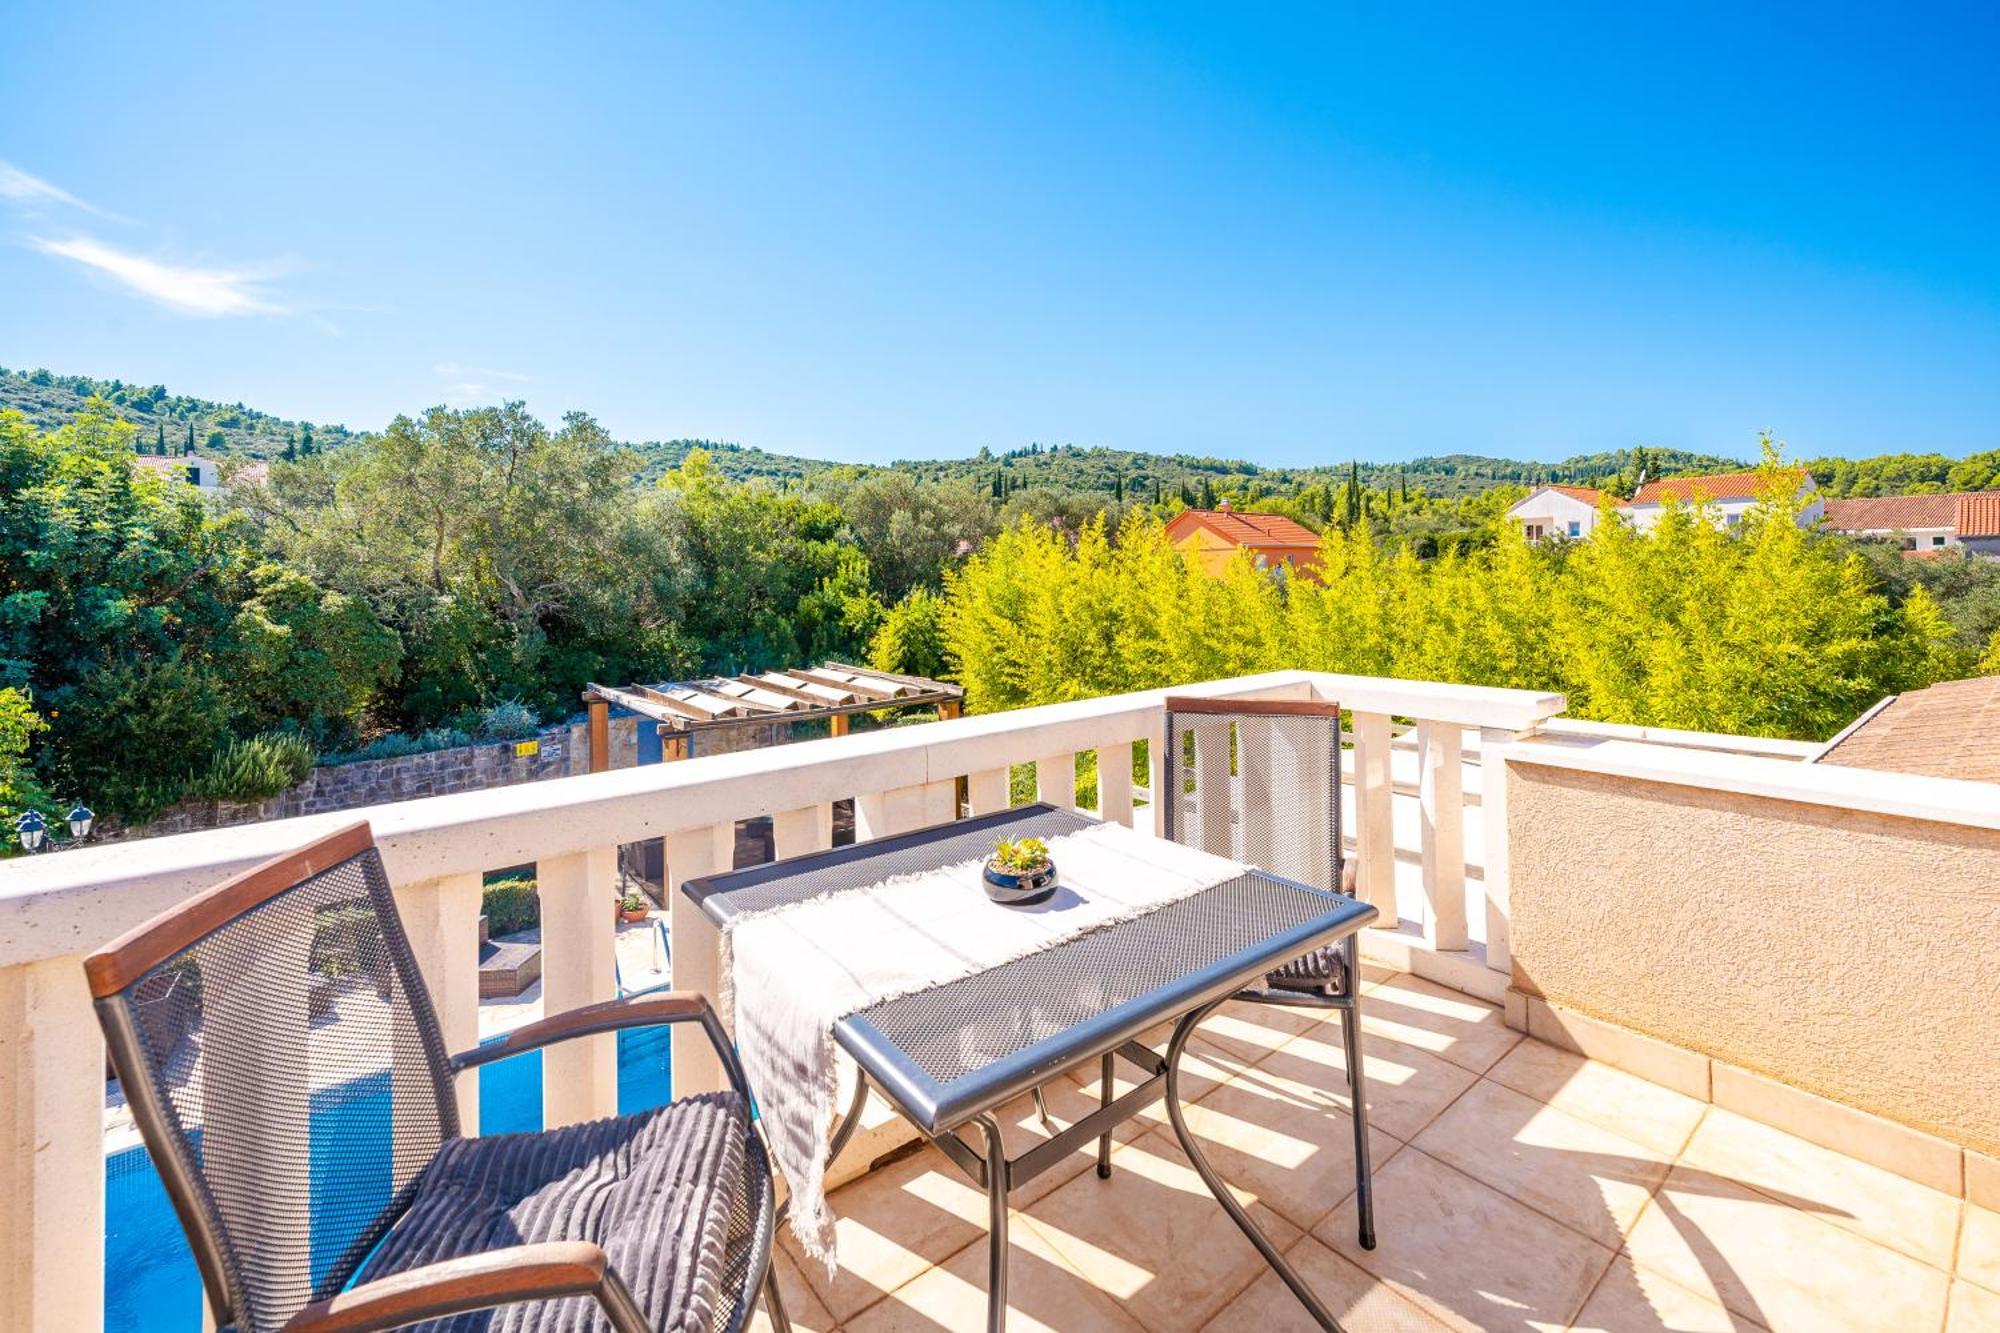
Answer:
1113;474;1124;503
154;423;165;456
300;423;315;456
185;422;195;456
282;431;298;463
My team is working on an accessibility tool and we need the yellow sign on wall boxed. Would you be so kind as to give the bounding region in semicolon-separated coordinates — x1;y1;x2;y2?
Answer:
514;739;540;758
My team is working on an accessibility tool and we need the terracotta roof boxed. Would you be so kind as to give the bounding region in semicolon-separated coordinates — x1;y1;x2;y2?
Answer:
1166;508;1321;548
1545;484;1607;503
1956;493;2000;539
1822;494;1960;532
1630;469;1806;505
1817;676;2000;783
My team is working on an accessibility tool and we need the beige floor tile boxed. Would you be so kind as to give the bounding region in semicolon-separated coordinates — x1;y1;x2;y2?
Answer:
1622;1166;1949;1333
1194;997;1324;1063
1487;1037;1706;1159
1061;1032;1256;1131
750;1249;840;1333
1358;961;1402;990
1679;1107;1961;1268
1570;1256;1768;1332
1021;1127;1303;1333
846;1219;1144;1333
1176;1057;1403;1231
1363;974;1521;1075
1960;1206;2000;1296
1948;1280;2000;1332
1411;1078;1670;1249
1256;1014;1479;1143
1199;1234;1452;1332
1317;1147;1615;1331
783;1146;991;1323
956;1079;1151;1207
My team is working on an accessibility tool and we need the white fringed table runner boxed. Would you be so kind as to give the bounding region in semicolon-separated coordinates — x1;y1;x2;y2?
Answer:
720;820;1248;1268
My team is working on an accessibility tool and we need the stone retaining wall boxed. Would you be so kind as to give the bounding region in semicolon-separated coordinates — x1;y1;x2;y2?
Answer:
107;713;792;841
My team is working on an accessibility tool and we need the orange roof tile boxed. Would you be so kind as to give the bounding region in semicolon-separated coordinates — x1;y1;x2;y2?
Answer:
1166;508;1321;548
1955;493;2000;539
1822;494;1961;531
1630;469;1806;505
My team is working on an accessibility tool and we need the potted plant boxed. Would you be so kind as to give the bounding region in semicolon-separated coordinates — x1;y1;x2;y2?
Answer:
983;836;1058;906
618;891;651;924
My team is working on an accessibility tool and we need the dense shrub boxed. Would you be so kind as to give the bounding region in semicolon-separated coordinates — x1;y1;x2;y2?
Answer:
471;700;540;740
482;878;539;936
197;731;318;803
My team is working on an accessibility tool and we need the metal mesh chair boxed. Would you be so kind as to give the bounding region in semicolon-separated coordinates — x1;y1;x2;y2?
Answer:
1162;696;1377;1248
85;822;788;1333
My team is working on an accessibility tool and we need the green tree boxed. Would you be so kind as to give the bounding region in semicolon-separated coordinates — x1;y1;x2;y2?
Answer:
868;586;951;680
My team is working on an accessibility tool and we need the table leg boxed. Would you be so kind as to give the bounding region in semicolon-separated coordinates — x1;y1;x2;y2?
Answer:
971;1112;1011;1333
1097;1052;1114;1178
1164;1001;1345;1332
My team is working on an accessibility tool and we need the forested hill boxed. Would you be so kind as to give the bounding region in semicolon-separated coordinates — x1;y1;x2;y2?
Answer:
0;365;365;459
24;360;1996;499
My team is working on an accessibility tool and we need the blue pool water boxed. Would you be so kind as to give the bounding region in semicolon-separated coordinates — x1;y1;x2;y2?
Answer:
106;1027;673;1331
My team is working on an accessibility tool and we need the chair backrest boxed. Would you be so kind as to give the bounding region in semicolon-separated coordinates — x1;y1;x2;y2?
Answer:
1162;697;1346;895
85;822;458;1332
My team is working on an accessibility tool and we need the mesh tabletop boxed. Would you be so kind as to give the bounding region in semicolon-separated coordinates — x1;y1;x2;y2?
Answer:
849;872;1349;1088
686;806;1097;921
685;804;1375;1134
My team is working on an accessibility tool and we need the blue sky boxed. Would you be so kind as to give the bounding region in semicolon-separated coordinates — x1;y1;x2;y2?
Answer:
3;3;1996;466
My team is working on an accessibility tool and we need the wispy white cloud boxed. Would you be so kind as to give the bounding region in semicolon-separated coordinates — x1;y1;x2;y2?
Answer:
26;235;293;317
434;362;535;406
0;161;128;221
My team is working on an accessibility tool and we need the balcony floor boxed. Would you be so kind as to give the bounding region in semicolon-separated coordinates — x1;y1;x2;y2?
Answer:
757;967;1993;1332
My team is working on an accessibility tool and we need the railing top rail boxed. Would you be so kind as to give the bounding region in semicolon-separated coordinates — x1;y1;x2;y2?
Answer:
1508;734;2000;832
0;670;1565;968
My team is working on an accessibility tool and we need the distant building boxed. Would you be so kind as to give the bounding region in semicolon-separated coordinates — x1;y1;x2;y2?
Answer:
130;454;265;497
1622;469;1822;533
1504;485;1610;542
1164;503;1322;577
1820;491;2000;557
132;454;224;494
1953;493;2000;557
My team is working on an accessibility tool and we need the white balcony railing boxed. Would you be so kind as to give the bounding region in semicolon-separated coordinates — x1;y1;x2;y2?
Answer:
0;670;1566;1333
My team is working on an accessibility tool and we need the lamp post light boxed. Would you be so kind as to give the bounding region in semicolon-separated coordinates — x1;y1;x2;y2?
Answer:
15;809;47;853
67;802;95;842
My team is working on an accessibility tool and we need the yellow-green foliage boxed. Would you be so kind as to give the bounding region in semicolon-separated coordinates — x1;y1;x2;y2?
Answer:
943;445;1965;742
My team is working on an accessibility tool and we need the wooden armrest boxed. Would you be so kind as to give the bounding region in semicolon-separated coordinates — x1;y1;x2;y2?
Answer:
451;991;712;1071
1163;695;1341;718
283;1241;642;1333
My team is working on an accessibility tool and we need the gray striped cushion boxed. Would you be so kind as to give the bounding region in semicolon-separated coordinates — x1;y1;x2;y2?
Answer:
356;1092;748;1333
1267;943;1347;993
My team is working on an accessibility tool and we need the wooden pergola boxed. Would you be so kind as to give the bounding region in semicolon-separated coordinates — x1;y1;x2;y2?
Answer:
581;662;963;771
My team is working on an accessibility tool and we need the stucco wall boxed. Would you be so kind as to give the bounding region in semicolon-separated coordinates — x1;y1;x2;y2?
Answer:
1508;763;2000;1154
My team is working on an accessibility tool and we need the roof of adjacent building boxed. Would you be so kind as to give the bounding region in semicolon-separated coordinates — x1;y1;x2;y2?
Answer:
1956;493;2000;539
1821;494;1961;531
1817;675;2000;783
1630;469;1808;505
1165;507;1322;548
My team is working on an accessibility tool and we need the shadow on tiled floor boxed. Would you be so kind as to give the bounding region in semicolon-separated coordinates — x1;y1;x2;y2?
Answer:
757;970;1989;1333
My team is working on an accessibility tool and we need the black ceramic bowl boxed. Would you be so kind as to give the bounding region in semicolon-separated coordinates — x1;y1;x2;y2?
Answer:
983;859;1058;906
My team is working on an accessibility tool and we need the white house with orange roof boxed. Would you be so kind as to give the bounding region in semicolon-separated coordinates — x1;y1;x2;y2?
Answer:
1504;484;1613;542
1622;468;1822;532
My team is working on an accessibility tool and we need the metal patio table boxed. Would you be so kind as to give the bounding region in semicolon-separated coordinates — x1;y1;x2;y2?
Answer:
683;804;1378;1333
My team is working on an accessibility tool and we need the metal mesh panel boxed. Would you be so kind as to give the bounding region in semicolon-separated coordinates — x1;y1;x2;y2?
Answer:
1163;707;1349;995
854;873;1340;1084
701;808;1096;920
107;848;456;1331
1163;710;1342;893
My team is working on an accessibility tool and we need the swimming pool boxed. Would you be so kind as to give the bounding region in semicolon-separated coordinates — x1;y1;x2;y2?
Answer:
105;1027;673;1330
